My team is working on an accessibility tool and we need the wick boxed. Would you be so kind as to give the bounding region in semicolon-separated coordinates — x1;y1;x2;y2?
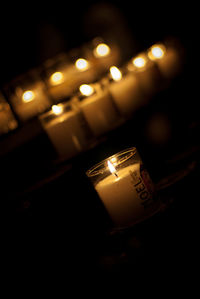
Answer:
114;172;118;178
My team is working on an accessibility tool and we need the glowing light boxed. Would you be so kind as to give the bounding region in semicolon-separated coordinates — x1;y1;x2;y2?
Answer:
94;43;110;57
148;44;166;60
133;56;146;68
50;72;64;85
22;90;35;102
51;104;63;115
110;66;122;81
79;84;94;96
107;160;118;177
75;58;89;71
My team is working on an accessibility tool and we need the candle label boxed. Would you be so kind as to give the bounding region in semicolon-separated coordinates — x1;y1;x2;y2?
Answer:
129;164;155;209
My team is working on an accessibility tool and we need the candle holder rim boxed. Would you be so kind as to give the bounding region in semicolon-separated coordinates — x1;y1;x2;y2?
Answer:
86;147;137;177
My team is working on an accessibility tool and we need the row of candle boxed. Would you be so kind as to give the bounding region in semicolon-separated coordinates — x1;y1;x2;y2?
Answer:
39;40;183;162
0;39;183;164
1;37;120;126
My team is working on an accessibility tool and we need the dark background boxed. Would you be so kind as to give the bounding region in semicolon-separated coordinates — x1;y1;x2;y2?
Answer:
0;1;199;291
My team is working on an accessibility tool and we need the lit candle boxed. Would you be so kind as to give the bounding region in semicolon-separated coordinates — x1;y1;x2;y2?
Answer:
43;53;97;103
127;52;161;98
86;148;160;228
84;38;121;75
0;93;18;135
101;66;143;118
39;102;93;161
6;72;51;122
71;83;120;137
147;42;183;79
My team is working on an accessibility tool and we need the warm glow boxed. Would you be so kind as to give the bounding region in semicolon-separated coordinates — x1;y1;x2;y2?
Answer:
79;84;94;96
133;56;147;68
148;44;166;60
94;43;110;57
110;66;122;81
107;160;118;177
51;104;63;115
22;90;35;102
75;58;89;71
50;72;64;85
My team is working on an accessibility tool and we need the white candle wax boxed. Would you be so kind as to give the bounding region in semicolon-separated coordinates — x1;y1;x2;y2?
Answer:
95;163;159;227
11;82;51;122
107;73;143;118
72;86;120;137
40;104;91;160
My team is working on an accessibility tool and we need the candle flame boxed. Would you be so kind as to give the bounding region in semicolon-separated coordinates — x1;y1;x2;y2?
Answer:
75;58;89;71
94;43;110;57
133;56;147;68
107;160;118;177
79;84;94;96
148;44;166;60
50;71;64;85
22;90;35;102
52;104;63;115
110;66;122;81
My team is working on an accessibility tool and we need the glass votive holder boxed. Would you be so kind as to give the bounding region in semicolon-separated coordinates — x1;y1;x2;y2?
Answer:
41;53;73;103
4;69;51;123
101;65;144;119
127;51;161;98
86;147;161;230
39;101;94;162
147;39;184;81
0;92;18;136
71;82;121;137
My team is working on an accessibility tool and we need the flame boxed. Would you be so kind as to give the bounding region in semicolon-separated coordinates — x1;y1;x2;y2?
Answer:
107;160;118;177
75;58;89;71
50;71;64;85
148;44;166;60
133;56;147;68
94;43;110;57
22;90;35;102
79;84;94;96
52;104;63;115
110;66;122;81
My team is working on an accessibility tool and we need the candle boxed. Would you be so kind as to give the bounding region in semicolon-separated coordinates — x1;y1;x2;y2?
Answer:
0;93;18;135
86;148;160;229
42;54;74;103
101;66;143;118
39;101;93;161
71;83;121;137
84;37;121;75
5;71;51;122
147;42;183;80
43;52;98;103
127;52;161;98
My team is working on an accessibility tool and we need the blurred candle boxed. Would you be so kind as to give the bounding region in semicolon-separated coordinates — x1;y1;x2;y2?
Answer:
147;42;182;79
84;38;121;74
127;52;161;98
39;102;93;161
44;54;96;103
86;147;160;228
71;83;120;137
102;66;143;118
0;93;18;135
6;72;51;122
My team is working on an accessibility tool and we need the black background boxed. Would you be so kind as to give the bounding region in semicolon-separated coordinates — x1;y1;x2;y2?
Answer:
0;1;199;292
